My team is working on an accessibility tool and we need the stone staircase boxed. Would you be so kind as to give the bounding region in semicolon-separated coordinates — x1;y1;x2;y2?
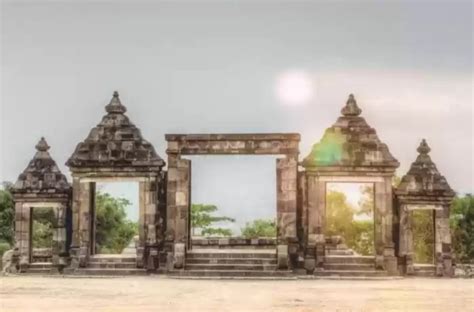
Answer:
316;244;387;278
72;254;147;276
413;264;436;277
170;248;293;278
25;262;55;274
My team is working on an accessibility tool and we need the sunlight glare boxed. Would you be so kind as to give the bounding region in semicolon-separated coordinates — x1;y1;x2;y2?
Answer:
275;70;314;106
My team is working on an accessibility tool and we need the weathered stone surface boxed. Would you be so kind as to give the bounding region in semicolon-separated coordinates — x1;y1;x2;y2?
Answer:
12;137;71;195
302;94;399;170
395;139;455;201
395;140;455;277
66;92;165;170
165;133;300;155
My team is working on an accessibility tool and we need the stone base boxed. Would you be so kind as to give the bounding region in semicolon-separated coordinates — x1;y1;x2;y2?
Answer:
277;244;288;269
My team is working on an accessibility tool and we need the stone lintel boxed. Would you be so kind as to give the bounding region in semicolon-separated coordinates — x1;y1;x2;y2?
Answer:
168;148;299;156
396;195;453;206
13;193;70;202
69;167;161;175
405;204;443;211
308;175;386;183
19;202;65;208
303;166;396;176
165;133;301;142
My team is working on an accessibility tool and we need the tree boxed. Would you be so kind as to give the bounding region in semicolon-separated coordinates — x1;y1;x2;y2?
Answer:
358;184;374;215
0;183;14;246
31;208;56;248
95;192;138;254
450;194;474;262
191;204;235;237
412;210;435;263
326;189;374;255
241;219;276;238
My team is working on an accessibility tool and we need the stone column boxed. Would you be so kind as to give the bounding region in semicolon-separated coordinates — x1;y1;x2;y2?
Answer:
52;203;67;271
142;176;161;270
398;205;414;275
435;205;453;277
166;155;191;269
374;178;397;274
305;175;326;272
70;179;91;268
14;202;30;271
276;156;298;269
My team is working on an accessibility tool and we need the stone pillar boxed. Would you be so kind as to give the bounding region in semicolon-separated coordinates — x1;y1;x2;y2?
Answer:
398;205;414;275
70;179;91;268
14;202;30;271
52;203;68;271
142;176;161;270
374;178;397;274
166;154;191;269
305;175;326;272
276;156;298;269
435;205;453;277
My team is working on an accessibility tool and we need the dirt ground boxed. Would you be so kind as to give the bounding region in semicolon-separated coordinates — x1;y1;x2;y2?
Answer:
0;276;473;312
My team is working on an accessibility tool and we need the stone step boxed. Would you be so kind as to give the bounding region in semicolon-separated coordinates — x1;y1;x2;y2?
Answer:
326;250;355;256
25;268;54;274
316;270;388;277
324;263;375;271
29;262;53;269
324;256;374;264
89;256;136;263
72;268;148;276
185;264;277;271
87;262;137;269
171;270;292;278
187;251;276;259
186;258;277;265
413;265;435;277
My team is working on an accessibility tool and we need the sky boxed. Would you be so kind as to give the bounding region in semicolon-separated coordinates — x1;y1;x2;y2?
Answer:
1;1;472;232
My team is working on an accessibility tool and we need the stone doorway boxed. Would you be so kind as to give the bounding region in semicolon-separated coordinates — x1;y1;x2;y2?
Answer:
30;207;56;264
165;133;300;270
89;181;140;257
324;182;375;257
188;155;279;248
411;210;435;265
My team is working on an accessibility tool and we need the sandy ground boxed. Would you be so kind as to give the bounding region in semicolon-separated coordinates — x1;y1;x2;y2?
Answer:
0;276;473;312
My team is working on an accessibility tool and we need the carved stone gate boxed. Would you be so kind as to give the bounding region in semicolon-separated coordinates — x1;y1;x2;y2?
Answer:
165;133;300;269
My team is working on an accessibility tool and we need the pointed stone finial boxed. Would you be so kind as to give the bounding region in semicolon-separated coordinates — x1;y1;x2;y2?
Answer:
35;137;50;152
341;93;362;117
105;90;127;114
417;139;431;155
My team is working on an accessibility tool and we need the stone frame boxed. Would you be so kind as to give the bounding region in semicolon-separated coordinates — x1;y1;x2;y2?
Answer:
13;194;69;272
397;201;452;277
164;133;300;270
301;169;397;274
68;169;162;270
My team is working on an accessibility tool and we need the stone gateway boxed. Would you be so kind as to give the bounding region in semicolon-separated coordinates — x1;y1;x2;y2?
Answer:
6;92;455;278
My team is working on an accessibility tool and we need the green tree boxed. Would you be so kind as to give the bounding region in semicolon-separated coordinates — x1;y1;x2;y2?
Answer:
241;219;276;238
326;189;374;255
358;184;374;215
450;194;474;262
191;204;235;237
412;210;435;263
95;192;137;254
0;183;15;246
31;208;56;248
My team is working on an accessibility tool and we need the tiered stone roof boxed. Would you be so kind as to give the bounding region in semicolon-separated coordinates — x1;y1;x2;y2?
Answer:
302;94;399;171
13;137;70;195
66;92;165;170
395;139;455;200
